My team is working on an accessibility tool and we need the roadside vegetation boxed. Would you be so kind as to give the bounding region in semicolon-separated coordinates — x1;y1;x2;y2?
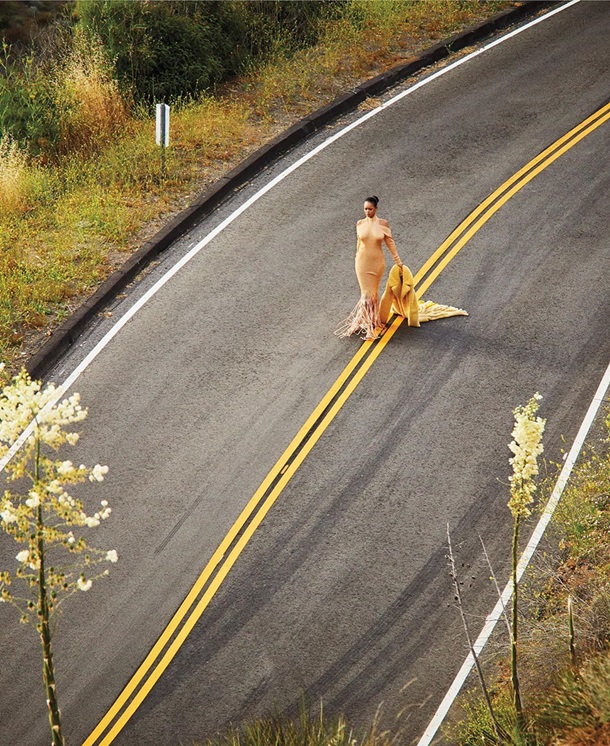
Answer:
195;702;395;746
0;363;117;746
451;409;610;745
0;0;513;371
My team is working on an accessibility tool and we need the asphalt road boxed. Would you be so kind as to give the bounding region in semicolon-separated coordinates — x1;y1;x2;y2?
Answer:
1;2;610;745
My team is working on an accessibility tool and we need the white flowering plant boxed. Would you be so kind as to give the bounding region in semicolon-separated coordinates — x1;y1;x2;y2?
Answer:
0;365;118;620
506;392;546;733
0;364;118;745
508;392;546;519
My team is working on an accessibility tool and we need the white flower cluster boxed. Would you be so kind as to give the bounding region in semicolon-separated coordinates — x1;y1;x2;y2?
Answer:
0;367;119;619
0;371;87;457
15;549;39;570
508;393;546;519
77;577;92;592
90;464;109;483
74;547;119;593
0;504;18;524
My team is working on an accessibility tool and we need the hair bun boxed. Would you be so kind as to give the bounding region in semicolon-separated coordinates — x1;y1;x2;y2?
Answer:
365;195;379;207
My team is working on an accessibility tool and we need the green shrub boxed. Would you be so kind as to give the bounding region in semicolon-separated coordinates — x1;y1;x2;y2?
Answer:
0;44;59;154
229;1;342;66
74;1;343;106
75;0;245;105
0;1;69;47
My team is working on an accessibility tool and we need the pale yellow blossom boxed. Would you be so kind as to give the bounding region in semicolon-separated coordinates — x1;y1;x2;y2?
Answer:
89;464;109;483
25;491;41;509
508;393;546;518
0;367;117;629
57;461;75;476
1;509;17;524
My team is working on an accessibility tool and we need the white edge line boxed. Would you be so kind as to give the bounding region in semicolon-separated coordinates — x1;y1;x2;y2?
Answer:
417;357;610;746
0;0;581;461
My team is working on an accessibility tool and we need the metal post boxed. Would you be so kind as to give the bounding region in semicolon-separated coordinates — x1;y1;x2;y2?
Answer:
155;103;170;179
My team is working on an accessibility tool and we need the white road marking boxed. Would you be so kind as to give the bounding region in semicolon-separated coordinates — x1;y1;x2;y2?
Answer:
417;358;610;746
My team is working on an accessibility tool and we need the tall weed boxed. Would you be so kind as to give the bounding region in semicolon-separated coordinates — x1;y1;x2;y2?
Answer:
0;135;31;215
55;30;130;155
453;413;610;744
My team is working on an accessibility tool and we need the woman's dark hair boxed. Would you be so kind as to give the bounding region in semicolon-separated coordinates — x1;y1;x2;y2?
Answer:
365;195;379;207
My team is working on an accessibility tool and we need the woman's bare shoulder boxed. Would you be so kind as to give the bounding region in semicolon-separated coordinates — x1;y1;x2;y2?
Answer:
378;218;390;227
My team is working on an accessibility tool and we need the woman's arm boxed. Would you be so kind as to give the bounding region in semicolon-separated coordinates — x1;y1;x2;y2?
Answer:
380;221;403;266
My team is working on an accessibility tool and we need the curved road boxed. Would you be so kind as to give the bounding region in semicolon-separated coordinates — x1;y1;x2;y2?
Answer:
1;2;609;744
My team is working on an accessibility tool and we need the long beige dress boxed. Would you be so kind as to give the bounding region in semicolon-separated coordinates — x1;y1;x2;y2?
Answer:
335;215;402;339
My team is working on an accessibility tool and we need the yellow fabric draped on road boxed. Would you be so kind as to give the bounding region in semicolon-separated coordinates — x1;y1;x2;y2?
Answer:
379;264;468;326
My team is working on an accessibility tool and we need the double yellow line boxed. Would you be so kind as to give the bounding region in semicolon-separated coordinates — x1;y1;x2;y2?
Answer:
84;101;610;745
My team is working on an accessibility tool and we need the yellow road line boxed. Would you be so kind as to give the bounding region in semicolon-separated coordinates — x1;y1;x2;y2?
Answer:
85;101;610;745
417;106;610;296
84;335;376;745
414;100;610;291
97;312;406;746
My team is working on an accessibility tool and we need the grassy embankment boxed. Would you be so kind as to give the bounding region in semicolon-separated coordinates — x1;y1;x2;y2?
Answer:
0;0;513;371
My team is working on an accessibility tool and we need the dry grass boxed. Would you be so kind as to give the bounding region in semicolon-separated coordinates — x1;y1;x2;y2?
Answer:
55;31;130;155
194;700;397;746
0;135;41;215
0;0;515;370
551;723;610;746
540;650;610;743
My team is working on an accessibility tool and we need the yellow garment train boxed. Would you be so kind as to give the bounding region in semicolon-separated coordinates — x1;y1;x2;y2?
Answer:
380;264;468;328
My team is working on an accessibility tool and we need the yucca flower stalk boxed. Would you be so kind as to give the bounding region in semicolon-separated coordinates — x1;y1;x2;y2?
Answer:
507;393;545;734
0;364;118;746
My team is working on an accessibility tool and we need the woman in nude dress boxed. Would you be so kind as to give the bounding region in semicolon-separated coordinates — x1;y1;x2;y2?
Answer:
336;196;403;339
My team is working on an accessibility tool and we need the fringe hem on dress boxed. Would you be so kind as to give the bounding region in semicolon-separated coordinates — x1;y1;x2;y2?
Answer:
334;296;381;339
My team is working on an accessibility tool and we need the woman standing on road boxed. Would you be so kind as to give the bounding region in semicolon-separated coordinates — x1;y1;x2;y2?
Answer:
335;196;404;339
